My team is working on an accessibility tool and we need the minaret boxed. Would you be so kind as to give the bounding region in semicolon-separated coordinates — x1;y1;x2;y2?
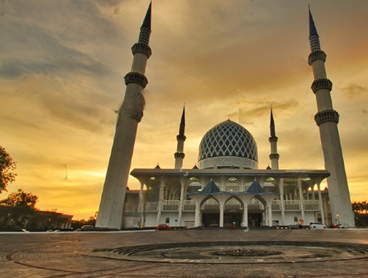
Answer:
308;9;354;226
174;106;186;169
96;2;152;230
268;109;279;170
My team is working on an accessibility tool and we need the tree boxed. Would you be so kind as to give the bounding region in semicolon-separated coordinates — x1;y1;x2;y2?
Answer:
0;146;17;193
352;200;368;228
71;212;98;230
362;201;368;214
1;189;38;208
0;189;38;230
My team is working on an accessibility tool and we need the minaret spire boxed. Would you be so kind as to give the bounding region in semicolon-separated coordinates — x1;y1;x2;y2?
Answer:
309;8;321;53
179;105;185;135
268;108;279;170
308;9;354;226
96;2;152;230
139;2;151;44
270;108;276;137
174;105;186;169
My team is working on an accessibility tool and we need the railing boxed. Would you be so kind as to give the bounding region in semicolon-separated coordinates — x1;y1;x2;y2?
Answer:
303;200;320;211
248;204;263;210
183;200;195;211
202;204;219;210
284;200;300;211
145;202;158;212
225;203;241;211
272;200;281;211
124;204;138;212
162;200;179;211
141;199;320;213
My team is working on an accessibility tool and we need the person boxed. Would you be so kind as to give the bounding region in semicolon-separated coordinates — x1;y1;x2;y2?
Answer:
201;223;205;230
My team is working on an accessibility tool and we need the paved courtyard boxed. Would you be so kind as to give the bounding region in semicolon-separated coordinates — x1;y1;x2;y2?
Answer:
1;228;368;278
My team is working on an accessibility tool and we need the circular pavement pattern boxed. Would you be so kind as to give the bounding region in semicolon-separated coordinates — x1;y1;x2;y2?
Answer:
98;241;368;264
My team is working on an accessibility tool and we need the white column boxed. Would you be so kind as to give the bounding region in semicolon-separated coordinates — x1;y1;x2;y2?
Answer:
306;188;310;200
194;202;201;227
178;182;185;226
268;203;273;227
317;182;325;224
279;179;285;225
240;180;245;192
219;204;224;227
298;178;305;221
156;183;165;226
138;181;145;228
264;211;267;227
242;205;248;227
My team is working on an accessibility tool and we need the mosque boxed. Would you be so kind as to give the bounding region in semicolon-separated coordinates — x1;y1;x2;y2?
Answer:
124;112;332;229
96;3;355;230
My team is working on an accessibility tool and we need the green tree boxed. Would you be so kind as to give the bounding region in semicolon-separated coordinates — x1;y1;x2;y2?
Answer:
0;189;38;230
0;146;17;193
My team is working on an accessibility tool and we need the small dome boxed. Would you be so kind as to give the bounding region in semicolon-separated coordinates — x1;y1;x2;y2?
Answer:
198;120;258;169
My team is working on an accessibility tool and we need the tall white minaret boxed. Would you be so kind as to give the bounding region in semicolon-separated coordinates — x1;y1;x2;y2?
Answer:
308;9;354;226
96;2;152;230
269;109;279;170
174;106;186;169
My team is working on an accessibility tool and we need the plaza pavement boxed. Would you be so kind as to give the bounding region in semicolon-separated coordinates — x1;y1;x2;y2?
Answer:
1;228;368;278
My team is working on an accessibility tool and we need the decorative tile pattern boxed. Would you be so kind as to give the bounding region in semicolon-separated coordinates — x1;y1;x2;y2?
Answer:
139;27;151;45
309;34;320;52
198;120;258;163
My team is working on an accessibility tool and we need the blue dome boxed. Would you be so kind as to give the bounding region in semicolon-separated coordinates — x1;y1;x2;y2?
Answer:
198;120;258;169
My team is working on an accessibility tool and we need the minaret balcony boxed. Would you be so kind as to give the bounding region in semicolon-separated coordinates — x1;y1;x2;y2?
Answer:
176;134;186;141
132;42;152;58
124;72;148;88
314;109;339;126
268;136;278;143
308;50;326;65
269;153;280;160
311;78;333;94
174;152;185;159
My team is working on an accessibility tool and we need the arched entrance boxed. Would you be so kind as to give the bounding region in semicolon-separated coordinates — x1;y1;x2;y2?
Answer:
201;197;219;227
248;196;266;227
224;197;242;228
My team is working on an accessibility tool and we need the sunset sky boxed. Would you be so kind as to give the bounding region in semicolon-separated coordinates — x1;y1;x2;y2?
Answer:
1;0;367;220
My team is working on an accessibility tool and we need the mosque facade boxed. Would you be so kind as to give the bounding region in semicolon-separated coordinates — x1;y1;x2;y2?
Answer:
96;4;355;230
124;115;332;229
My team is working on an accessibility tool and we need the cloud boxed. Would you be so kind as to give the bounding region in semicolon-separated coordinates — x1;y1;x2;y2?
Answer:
0;0;123;80
342;84;368;99
227;99;299;124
